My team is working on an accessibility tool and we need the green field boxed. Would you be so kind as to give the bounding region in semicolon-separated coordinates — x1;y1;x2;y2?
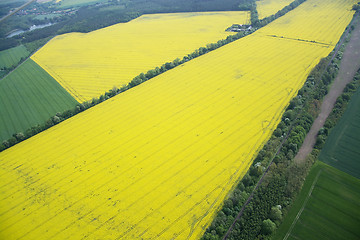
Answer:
273;161;360;240
55;0;109;8
319;87;360;178
0;45;29;69
0;59;78;142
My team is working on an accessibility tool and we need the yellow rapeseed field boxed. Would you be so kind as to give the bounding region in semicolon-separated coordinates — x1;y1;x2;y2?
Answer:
256;0;293;19
0;0;355;239
31;11;250;102
256;0;356;45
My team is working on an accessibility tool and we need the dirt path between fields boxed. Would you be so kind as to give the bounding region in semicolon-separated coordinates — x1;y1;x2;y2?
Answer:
295;15;360;164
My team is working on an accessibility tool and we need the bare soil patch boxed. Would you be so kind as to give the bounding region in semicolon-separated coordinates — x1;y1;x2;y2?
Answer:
295;15;360;163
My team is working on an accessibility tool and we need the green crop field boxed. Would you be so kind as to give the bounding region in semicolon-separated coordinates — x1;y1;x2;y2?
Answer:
0;59;78;142
0;45;29;69
319;87;360;178
55;0;109;9
273;161;360;240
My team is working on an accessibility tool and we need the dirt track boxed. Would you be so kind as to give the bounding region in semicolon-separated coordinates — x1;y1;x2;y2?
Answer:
295;15;360;163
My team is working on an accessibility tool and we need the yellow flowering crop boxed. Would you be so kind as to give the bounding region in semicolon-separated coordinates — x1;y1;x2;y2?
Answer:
0;0;355;239
31;11;250;102
256;0;355;45
256;0;294;19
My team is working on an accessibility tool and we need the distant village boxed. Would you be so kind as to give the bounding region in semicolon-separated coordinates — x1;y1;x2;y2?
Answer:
16;7;76;17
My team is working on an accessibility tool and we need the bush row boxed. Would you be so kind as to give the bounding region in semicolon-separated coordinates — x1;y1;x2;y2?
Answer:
315;68;360;149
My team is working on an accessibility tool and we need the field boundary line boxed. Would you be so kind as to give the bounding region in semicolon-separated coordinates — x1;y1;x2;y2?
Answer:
266;35;332;46
283;169;322;240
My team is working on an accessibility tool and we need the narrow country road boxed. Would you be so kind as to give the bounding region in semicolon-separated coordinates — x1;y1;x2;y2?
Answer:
295;16;360;163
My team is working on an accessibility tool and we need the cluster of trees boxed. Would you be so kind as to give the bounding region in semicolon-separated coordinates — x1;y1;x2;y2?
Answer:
55;8;140;35
352;2;360;11
0;1;22;18
0;38;19;51
238;0;256;11
202;16;358;240
0;1;65;38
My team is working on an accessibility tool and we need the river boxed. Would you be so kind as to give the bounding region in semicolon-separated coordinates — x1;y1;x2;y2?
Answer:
6;23;53;38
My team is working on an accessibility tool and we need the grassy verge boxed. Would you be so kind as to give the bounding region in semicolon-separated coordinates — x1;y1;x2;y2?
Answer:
319;83;360;178
273;161;360;240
